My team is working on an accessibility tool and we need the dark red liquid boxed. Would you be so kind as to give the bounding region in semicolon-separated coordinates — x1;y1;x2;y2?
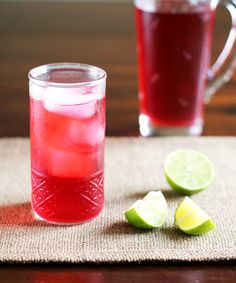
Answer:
136;5;215;126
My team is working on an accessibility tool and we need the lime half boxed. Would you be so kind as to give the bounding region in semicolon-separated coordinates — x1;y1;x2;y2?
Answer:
175;197;216;235
164;149;215;195
124;191;168;229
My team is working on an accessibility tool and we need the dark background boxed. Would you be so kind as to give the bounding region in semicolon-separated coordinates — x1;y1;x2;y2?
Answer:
0;2;236;137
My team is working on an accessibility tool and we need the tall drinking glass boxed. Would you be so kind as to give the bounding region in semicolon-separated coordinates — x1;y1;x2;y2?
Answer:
29;63;106;224
135;0;236;136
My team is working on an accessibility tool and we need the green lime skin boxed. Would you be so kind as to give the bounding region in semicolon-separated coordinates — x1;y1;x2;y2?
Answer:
124;208;157;229
175;218;216;236
165;172;208;195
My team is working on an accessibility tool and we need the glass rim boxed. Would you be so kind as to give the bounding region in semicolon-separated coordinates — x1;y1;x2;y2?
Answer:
134;0;217;11
134;0;214;4
28;62;107;88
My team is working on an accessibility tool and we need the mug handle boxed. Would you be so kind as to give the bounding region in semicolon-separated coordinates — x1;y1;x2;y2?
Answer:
205;0;236;103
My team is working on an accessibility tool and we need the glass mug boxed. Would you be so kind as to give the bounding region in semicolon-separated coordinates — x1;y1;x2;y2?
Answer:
29;63;106;224
135;0;236;136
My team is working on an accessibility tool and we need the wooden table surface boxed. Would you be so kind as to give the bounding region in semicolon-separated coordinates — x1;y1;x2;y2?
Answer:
0;2;235;282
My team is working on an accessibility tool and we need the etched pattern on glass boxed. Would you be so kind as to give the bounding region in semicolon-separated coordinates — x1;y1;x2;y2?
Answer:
31;170;104;219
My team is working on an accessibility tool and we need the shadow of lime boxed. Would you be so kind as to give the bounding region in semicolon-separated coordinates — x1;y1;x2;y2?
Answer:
161;226;192;241
160;189;182;200
103;221;155;235
104;188;185;238
103;221;191;244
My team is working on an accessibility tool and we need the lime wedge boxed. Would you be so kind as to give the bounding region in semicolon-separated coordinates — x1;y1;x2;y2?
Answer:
124;191;168;229
175;197;216;235
164;149;215;195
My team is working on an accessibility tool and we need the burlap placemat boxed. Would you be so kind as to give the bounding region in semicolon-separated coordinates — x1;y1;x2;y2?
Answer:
0;137;235;263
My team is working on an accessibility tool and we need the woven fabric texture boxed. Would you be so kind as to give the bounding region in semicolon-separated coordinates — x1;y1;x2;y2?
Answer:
0;137;235;263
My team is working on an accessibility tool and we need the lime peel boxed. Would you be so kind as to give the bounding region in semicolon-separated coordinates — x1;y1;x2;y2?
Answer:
124;191;168;229
175;197;216;235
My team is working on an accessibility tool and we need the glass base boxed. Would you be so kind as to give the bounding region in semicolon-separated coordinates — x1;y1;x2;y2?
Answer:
139;114;203;137
33;209;103;226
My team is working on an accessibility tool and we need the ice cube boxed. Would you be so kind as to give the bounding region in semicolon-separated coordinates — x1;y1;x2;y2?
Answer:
46;144;101;178
151;19;159;30
29;83;45;100
178;98;189;108
45;116;104;160
43;87;100;119
150;73;160;84
135;0;158;12
44;101;97;119
182;51;192;61
67;117;105;148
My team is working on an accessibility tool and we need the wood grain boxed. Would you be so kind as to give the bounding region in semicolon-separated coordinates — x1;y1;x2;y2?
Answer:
0;263;236;283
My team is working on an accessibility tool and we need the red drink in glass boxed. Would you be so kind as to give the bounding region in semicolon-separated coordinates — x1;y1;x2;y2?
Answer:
29;63;106;224
135;1;215;136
